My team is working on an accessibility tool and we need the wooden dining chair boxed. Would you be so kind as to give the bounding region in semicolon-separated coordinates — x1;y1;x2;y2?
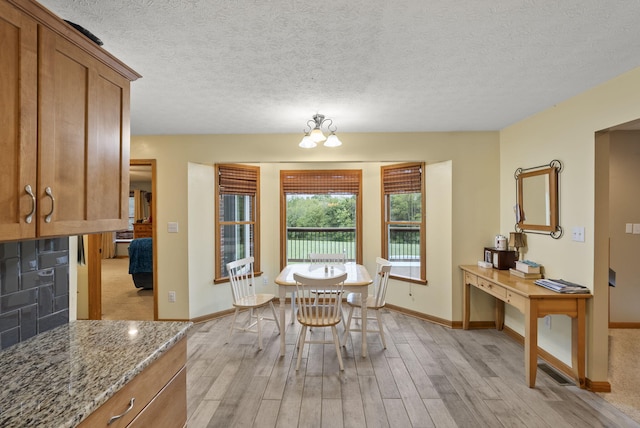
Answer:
226;256;281;350
293;272;348;371
308;252;347;307
341;257;392;348
288;253;347;324
309;252;346;265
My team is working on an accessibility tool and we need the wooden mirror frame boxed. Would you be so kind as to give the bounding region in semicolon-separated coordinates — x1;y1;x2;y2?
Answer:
515;160;563;238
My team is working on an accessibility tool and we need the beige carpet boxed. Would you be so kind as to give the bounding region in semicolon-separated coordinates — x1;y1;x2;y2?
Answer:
101;257;154;320
597;329;640;424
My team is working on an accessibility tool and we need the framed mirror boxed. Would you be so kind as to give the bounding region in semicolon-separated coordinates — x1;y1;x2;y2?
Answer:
515;160;562;238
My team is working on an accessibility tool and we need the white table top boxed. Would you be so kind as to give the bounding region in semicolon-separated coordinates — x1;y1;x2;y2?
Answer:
275;263;372;286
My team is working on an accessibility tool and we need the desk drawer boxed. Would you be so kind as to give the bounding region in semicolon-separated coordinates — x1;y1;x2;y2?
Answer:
506;291;525;312
478;278;506;299
464;272;478;286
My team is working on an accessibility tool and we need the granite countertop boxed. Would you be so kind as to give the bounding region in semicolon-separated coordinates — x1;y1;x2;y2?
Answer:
0;320;192;428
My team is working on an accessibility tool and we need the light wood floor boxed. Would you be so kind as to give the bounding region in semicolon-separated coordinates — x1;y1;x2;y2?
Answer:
185;308;639;427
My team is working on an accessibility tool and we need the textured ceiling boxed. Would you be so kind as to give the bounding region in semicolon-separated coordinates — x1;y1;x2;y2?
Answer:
37;0;640;136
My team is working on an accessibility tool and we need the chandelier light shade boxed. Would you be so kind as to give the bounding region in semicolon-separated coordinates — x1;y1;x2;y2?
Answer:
324;132;341;147
299;113;342;148
298;134;317;148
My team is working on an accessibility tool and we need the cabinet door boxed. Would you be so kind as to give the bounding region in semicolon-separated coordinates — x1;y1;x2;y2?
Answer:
0;2;37;240
38;27;130;236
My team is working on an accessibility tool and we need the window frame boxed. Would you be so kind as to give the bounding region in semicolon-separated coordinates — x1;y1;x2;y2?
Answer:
381;162;426;284
280;169;362;271
214;163;260;282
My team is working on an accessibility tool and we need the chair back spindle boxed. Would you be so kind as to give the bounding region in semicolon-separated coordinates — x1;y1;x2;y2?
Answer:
227;257;255;303
309;253;346;265
373;257;392;307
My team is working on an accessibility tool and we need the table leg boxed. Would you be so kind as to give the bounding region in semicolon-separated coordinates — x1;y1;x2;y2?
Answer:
279;288;286;357
572;299;587;388
361;289;368;358
524;299;538;387
463;282;470;329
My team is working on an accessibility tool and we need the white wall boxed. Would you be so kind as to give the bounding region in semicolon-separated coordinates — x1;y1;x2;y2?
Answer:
500;66;640;383
69;236;78;320
181;160;456;321
187;162;225;318
131;132;500;322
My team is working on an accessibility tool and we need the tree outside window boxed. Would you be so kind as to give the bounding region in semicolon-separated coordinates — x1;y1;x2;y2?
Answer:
280;170;362;269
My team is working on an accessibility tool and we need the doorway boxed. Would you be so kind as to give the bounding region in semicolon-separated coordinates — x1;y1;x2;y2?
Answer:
87;159;158;320
595;120;640;327
593;120;640;412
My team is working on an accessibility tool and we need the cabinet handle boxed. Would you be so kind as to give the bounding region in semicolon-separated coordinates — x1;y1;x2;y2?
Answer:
44;187;55;223
24;185;36;224
107;397;135;425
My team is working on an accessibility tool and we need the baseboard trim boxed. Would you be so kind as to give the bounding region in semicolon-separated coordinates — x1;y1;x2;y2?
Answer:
608;322;640;328
384;304;455;328
190;309;235;324
585;378;612;393
188;299;297;324
502;326;611;392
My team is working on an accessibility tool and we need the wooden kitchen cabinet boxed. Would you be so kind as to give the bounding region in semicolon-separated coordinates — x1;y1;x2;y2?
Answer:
0;0;140;242
0;0;38;240
78;338;187;428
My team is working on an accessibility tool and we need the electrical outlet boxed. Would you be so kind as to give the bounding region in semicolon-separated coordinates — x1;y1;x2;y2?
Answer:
168;291;176;303
262;276;268;285
571;226;585;242
544;315;551;329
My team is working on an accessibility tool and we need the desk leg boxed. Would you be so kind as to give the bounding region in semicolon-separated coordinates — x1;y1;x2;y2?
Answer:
279;288;286;357
463;282;470;330
495;300;505;331
361;289;368;358
572;299;587;388
524;299;538;387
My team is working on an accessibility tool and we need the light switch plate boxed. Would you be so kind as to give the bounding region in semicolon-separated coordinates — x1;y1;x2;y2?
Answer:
626;223;634;234
633;224;640;235
167;222;179;233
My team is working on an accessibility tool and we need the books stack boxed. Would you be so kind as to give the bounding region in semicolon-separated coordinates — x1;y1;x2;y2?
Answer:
509;260;542;279
534;278;590;294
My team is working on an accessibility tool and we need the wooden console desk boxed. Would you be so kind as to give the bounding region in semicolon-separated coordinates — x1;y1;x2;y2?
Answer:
460;265;591;389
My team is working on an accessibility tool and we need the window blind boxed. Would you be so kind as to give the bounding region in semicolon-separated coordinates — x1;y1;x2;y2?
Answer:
382;163;422;194
281;170;361;195
218;164;258;195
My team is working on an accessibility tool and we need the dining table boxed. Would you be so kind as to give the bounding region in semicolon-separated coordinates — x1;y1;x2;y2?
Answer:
274;262;373;358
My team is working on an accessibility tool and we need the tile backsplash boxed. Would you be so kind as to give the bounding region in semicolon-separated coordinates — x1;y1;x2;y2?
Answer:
0;238;69;350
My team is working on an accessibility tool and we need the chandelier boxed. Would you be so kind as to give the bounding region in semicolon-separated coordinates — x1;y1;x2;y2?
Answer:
298;114;342;148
